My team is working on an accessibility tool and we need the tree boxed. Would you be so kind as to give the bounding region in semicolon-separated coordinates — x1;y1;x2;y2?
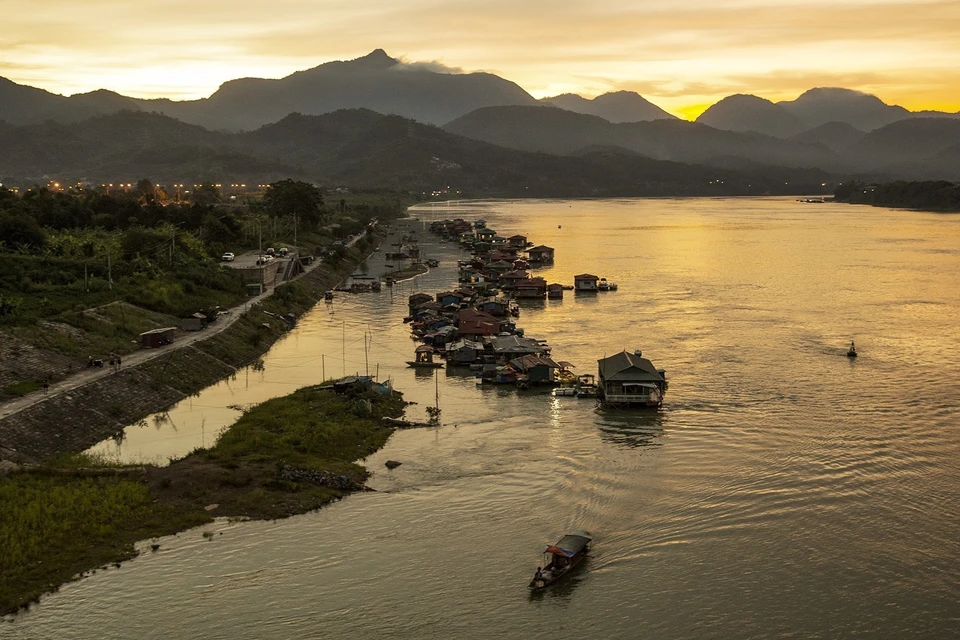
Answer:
0;210;46;250
262;180;324;227
136;178;157;204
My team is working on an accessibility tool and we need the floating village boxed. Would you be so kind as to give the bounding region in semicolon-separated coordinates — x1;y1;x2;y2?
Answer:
333;216;668;409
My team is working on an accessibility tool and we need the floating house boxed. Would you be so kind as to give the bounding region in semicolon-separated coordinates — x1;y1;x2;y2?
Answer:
527;245;555;264
509;354;560;384
547;283;564;299
436;291;466;307
447;338;485;365
597;350;666;407
515;277;547;299
492;335;546;360
456;309;502;340
574;274;600;291
499;270;530;291
508;234;528;248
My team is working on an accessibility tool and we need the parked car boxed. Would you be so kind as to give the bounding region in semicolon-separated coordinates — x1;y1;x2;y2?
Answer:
278;247;289;257
221;252;235;262
266;247;276;256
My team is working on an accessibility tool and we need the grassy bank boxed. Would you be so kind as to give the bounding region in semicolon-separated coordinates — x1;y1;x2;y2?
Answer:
0;384;406;616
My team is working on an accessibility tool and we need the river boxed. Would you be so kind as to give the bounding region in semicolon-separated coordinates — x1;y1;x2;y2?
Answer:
6;197;960;639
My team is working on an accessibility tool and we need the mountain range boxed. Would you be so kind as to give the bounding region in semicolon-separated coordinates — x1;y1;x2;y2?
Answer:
0;49;958;187
0;109;834;197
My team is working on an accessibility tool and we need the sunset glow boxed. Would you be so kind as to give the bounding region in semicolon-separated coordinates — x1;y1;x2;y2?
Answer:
3;0;959;118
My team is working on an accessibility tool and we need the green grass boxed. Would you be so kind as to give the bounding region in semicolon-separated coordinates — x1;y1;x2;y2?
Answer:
3;380;43;397
0;472;210;615
0;383;407;615
205;385;405;476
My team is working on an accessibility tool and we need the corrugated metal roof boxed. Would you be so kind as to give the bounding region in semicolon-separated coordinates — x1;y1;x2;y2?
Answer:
598;350;664;382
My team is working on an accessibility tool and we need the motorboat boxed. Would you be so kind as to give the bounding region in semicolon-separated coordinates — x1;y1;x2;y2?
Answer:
529;530;592;590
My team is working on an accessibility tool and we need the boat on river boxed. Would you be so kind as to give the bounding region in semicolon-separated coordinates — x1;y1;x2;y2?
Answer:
407;345;444;368
847;342;858;358
529;530;592;590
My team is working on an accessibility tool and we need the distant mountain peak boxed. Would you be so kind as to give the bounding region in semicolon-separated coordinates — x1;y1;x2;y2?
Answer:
539;90;675;123
351;48;400;69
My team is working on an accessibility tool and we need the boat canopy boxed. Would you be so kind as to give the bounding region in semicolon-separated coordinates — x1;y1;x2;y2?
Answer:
543;532;592;558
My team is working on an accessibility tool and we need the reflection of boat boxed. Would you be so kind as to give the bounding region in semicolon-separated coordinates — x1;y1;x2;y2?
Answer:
529;530;592;590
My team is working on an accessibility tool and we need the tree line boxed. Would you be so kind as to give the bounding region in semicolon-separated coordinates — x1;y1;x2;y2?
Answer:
834;181;960;212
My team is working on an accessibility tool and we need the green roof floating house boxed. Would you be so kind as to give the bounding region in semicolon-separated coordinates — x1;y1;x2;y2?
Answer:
597;350;666;407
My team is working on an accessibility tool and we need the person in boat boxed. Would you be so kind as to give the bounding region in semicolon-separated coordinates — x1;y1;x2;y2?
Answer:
849;341;856;353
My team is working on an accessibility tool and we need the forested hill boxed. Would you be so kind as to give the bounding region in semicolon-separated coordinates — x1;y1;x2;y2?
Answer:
0;109;833;198
834;181;960;212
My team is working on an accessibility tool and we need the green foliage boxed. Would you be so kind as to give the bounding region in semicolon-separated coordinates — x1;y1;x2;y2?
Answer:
0;210;47;250
205;386;405;475
262;179;324;227
834;180;960;211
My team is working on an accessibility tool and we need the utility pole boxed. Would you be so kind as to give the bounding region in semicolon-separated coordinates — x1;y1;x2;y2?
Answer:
322;354;325;382
170;226;175;266
107;250;113;291
293;209;297;255
84;262;89;292
364;330;369;376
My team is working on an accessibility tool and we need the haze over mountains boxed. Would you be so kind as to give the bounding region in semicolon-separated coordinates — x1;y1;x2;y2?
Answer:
1;49;959;188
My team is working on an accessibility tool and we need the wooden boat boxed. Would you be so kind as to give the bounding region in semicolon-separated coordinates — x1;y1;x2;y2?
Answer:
406;345;444;368
576;374;599;398
529;530;592;590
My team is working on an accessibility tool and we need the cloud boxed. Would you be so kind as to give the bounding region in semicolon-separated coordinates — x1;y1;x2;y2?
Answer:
395;58;465;74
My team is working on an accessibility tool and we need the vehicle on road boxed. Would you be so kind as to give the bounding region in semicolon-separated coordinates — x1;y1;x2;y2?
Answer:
221;252;235;262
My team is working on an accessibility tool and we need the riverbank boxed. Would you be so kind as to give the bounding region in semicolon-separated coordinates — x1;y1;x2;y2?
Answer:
0;384;406;616
0;233;388;465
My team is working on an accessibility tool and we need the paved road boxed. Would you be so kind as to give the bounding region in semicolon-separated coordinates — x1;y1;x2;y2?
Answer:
0;235;364;422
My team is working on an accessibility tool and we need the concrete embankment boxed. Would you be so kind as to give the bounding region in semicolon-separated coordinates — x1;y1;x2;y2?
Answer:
0;241;384;464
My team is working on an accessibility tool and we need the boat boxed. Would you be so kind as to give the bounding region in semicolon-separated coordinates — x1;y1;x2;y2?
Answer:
324;291;334;301
847;342;858;358
598;278;610;292
529;530;592;590
406;345;444;368
552;387;577;397
576;374;599;398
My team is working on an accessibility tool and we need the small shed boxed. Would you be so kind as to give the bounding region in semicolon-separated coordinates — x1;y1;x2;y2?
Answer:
140;327;177;348
180;313;208;332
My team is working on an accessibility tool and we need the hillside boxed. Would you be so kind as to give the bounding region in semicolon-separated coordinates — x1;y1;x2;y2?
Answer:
696;94;806;138
444;105;841;170
0;109;832;197
790;122;866;153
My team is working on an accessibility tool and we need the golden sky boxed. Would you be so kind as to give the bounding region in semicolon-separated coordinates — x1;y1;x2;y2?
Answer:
3;0;959;118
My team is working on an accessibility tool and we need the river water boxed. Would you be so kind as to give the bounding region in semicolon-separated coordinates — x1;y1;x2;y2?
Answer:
6;198;960;639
